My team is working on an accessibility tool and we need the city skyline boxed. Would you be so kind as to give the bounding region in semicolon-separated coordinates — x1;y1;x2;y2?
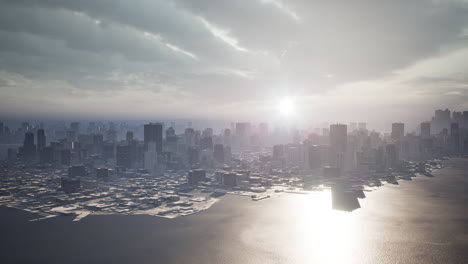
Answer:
1;1;468;263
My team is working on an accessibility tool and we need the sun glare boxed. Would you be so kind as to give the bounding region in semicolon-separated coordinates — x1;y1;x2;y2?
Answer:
277;98;296;116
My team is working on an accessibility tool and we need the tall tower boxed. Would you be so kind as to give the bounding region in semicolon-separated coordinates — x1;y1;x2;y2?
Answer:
391;123;405;140
22;132;36;160
420;122;431;139
330;124;347;153
144;123;163;153
37;129;46;150
329;124;347;168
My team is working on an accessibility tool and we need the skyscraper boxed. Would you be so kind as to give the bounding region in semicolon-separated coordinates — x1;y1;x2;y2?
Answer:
432;109;451;134
22;132;36;160
144;142;158;173
329;124;347;169
144;123;163;153
116;145;132;169
450;123;460;153
126;131;134;142
70;122;80;133
330;124;347;153
420;122;431;139
391;123;405;140
213;144;225;164
308;145;322;169
37;129;46;150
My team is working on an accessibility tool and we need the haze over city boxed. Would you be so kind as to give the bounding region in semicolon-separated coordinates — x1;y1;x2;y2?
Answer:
1;1;468;264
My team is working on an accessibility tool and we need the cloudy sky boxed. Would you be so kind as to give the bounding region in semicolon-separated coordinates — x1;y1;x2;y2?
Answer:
0;0;468;125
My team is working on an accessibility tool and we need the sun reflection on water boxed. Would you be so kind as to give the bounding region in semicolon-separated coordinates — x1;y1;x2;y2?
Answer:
240;190;359;264
291;190;355;264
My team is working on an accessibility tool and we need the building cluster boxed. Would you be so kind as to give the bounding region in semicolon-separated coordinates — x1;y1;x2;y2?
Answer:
0;108;464;218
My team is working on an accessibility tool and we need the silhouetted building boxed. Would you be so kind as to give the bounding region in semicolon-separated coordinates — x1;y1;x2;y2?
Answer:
70;122;80;133
330;124;347;153
61;178;80;194
68;165;86;177
420;122;431;139
95;168;110;181
273;144;284;160
93;134;104;154
188;169;206;185
200;137;213;150
214;144;225;164
37;129;46;151
22;132;36;161
187;147;199;166
222;172;237;187
116;145;132;168
144;123;163;153
102;143;114;160
450;123;460;153
391;123;405;140
39;146;54;164
144;142;158;173
385;144;398;169
126;131;134;142
329;124;347;168
61;149;71;166
308;145;322;169
432;109;451;134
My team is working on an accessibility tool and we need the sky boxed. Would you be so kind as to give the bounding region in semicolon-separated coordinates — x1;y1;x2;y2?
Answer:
0;0;468;126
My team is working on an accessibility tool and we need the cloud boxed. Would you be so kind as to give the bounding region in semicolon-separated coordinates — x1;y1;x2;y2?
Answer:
0;0;467;123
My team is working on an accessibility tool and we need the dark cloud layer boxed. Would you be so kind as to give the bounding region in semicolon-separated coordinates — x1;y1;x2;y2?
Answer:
0;0;468;121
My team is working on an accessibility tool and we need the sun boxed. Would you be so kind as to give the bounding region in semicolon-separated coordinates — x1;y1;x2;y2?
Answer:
277;98;296;116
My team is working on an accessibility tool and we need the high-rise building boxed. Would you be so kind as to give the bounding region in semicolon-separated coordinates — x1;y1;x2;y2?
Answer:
144;142;158;173
68;165;87;177
330;124;347;153
39;146;54;164
420;122;431;139
22;132;36;161
462;111;468;128
61;178;81;194
70;122;80;133
432;109;451;134
308;145;322;169
61;149;71;166
358;122;367;131
452;111;462;124
214;144;225;164
329;124;347;168
273;144;284;160
95;168;110;181
188;169;206;185
385;144;398;169
223;128;231;146
126;131;134;142
391;123;405;140
450;123;460;153
235;123;251;137
37;129;46;150
144;123;163;153
116;145;132;169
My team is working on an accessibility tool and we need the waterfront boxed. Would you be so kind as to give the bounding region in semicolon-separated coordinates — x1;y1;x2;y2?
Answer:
1;158;467;264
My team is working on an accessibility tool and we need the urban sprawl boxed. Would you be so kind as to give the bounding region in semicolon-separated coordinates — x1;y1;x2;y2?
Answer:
0;109;466;220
